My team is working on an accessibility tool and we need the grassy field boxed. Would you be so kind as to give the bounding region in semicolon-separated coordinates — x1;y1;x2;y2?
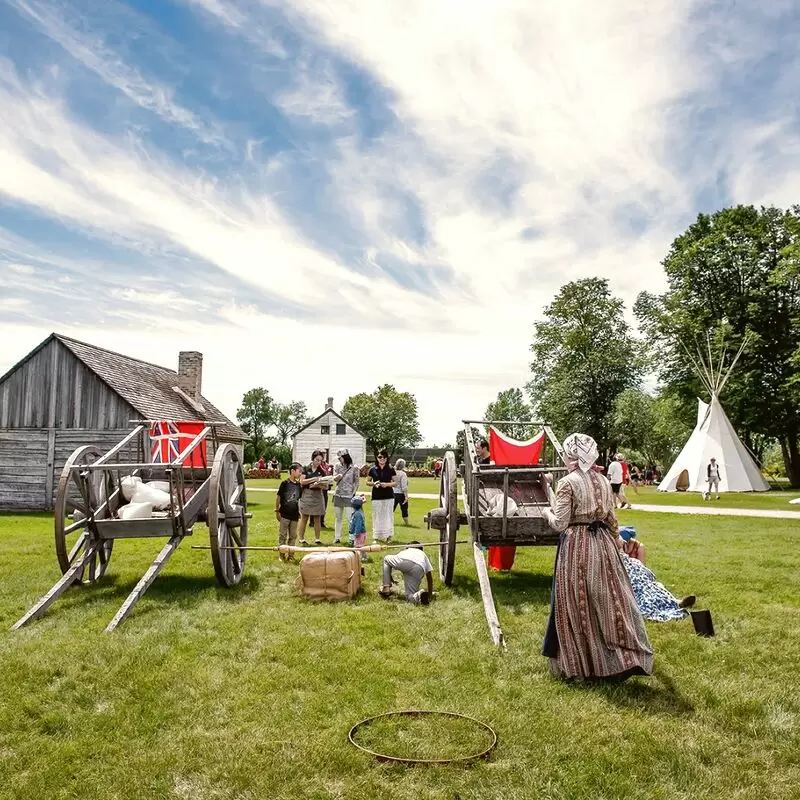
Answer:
248;476;800;511
1;492;799;799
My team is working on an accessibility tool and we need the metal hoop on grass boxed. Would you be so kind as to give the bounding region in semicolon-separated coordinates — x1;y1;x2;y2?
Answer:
347;710;497;765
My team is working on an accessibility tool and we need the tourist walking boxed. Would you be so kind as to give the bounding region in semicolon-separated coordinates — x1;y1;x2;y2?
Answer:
332;448;360;544
705;457;722;500
368;449;397;543
393;458;410;526
542;433;653;682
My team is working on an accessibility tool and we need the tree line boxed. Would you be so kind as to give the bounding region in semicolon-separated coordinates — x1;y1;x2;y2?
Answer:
236;204;800;484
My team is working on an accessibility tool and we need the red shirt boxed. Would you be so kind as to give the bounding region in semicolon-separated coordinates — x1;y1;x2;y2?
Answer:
621;461;629;482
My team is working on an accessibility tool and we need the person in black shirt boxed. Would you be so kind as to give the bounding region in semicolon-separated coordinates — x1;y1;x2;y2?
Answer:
368;449;397;542
275;462;303;561
477;439;492;465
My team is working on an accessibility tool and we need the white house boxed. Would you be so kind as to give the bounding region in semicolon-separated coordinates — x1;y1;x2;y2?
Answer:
292;398;367;467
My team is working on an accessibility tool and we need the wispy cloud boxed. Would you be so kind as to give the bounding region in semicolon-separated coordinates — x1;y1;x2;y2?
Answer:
1;0;799;440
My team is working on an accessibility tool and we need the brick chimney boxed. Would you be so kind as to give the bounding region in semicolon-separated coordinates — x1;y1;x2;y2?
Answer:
178;351;203;402
326;396;334;410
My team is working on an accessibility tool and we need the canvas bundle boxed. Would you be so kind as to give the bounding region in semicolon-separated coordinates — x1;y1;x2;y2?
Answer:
296;551;362;601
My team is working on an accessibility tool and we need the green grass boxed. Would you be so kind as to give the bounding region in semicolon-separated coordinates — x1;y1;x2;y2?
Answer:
1;496;799;799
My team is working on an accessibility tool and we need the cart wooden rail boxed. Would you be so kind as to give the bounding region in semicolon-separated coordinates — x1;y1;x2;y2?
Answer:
13;422;248;632
426;420;568;647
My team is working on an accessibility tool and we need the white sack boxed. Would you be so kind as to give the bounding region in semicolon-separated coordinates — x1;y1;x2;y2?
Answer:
145;480;171;493
132;482;172;510
119;501;153;520
121;475;143;501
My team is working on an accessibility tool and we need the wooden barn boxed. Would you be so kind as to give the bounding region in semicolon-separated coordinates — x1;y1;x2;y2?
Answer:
0;333;245;510
292;398;366;467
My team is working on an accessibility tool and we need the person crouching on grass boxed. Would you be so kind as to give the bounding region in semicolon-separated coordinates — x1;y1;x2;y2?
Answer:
349;495;368;562
379;542;435;605
275;463;303;562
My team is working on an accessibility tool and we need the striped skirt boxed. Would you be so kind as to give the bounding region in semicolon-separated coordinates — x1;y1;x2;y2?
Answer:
543;523;653;681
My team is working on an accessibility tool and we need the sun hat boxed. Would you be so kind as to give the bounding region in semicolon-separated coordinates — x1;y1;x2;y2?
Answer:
337;448;350;457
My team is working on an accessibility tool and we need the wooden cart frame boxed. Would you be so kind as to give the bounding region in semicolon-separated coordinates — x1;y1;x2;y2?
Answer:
13;421;248;632
428;420;568;647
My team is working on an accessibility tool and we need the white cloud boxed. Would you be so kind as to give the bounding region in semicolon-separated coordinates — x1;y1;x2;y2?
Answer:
7;0;228;147
2;1;800;441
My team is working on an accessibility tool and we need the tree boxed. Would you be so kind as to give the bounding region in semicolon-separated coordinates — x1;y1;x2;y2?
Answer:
455;425;481;465
610;389;692;470
485;387;534;440
342;385;422;460
236;388;275;463
272;400;310;446
528;278;645;458
635;204;800;484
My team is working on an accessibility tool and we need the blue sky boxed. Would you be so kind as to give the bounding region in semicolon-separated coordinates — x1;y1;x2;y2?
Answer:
1;0;799;443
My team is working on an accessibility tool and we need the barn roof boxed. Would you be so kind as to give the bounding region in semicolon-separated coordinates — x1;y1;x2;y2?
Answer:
292;407;365;439
1;333;245;440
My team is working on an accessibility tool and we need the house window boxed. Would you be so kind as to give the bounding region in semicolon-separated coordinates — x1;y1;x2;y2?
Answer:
320;425;330;435
336;424;346;435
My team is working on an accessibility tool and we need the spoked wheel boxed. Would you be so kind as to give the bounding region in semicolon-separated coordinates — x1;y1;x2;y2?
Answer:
54;445;114;585
208;443;248;587
437;450;459;585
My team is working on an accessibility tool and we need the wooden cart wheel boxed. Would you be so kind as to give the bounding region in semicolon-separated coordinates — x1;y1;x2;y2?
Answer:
437;451;459;585
54;445;114;585
208;443;248;587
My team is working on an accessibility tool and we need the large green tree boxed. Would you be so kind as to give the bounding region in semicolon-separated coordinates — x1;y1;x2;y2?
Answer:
272;400;310;446
484;387;534;440
528;278;644;457
342;384;422;460
236;387;275;462
610;389;692;470
635;204;800;484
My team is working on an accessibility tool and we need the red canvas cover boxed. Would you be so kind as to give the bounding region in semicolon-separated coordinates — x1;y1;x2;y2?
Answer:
486;427;544;571
488;426;544;465
149;421;207;467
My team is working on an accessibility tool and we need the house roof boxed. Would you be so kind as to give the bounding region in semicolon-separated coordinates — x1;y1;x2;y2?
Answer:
292;407;365;439
1;333;245;440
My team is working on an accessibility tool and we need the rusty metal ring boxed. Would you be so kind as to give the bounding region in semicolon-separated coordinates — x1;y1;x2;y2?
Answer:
348;710;497;765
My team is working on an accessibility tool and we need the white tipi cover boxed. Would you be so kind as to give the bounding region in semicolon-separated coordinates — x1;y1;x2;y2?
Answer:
659;397;769;492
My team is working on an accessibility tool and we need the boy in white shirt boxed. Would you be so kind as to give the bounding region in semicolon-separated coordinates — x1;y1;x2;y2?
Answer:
379;542;435;605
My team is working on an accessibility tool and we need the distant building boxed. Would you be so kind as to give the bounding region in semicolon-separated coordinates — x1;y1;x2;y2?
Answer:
0;333;245;510
292;398;366;466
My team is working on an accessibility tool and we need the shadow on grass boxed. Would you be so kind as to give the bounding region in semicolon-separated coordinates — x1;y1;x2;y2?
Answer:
580;667;695;717
449;570;552;613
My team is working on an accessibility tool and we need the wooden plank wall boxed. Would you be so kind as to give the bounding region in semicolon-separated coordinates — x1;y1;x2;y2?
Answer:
0;339;136;429
0;429;49;509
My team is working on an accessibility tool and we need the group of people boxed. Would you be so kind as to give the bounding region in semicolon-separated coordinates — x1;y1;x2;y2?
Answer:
257;456;281;471
275;433;701;676
275;448;411;548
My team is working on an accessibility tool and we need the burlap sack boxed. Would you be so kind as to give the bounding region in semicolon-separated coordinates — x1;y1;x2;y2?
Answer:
296;551;362;601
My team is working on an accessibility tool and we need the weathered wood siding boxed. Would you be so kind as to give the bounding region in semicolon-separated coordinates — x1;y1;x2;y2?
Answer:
0;429;50;509
0;428;136;510
0;338;136;429
292;411;366;466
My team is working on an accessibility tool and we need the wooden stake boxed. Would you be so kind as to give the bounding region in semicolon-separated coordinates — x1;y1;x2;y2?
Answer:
473;542;506;648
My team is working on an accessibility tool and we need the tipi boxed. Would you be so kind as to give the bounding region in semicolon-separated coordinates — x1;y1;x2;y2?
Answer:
659;335;769;493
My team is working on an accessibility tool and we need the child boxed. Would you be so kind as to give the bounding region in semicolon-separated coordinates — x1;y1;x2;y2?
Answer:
349;495;368;562
275;462;303;562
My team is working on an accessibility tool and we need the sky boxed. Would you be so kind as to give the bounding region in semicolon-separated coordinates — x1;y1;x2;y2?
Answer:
1;0;799;445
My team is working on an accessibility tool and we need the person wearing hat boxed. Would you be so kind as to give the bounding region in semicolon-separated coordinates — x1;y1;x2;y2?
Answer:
349;495;368;561
705;457;722;500
333;448;360;544
542;433;652;681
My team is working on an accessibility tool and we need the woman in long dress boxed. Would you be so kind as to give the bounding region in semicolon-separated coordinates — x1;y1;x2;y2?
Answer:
542;433;653;681
368;449;397;543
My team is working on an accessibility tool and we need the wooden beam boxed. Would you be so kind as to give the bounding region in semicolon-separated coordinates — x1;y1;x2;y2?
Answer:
105;535;183;632
472;542;505;648
45;428;56;510
12;545;97;630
